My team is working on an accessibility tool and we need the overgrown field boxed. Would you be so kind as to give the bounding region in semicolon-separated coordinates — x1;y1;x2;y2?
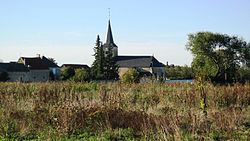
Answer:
0;82;249;140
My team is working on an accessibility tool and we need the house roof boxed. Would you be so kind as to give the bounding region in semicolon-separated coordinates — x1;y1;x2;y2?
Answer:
20;57;49;70
113;56;165;68
41;56;59;68
0;63;29;72
61;64;90;69
20;56;58;70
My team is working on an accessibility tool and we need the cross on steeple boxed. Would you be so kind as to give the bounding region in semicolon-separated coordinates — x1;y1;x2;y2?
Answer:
108;8;111;20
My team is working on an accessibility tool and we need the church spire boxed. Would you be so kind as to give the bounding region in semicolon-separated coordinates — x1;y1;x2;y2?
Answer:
104;19;118;57
106;20;116;45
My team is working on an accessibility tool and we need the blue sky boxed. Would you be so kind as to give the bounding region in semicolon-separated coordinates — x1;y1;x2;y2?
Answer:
1;0;250;66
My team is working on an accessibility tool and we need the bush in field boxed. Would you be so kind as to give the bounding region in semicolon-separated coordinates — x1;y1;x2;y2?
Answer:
60;67;75;80
71;69;90;82
121;68;139;83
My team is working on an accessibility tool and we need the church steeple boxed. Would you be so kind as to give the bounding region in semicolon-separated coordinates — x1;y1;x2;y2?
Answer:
104;20;118;57
106;20;117;47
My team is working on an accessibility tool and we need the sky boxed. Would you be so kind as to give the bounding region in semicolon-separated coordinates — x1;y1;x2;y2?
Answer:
0;0;250;66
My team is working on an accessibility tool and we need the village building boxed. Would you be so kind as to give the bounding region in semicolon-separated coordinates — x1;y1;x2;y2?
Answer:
18;55;60;82
0;62;29;82
103;20;166;79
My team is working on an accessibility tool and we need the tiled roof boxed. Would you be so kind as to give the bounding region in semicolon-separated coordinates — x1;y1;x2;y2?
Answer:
61;64;90;69
0;63;29;72
114;56;165;68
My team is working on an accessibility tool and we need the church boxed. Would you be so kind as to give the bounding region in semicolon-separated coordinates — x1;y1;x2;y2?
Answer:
102;20;166;80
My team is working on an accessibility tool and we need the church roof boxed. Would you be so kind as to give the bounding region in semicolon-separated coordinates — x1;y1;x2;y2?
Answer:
104;20;117;47
114;56;165;68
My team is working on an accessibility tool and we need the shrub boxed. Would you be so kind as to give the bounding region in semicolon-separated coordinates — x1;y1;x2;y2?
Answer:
71;69;90;82
121;68;139;83
60;67;75;80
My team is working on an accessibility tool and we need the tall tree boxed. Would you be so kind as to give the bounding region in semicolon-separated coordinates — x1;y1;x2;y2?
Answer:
187;32;250;83
91;35;119;80
104;44;119;80
91;35;105;80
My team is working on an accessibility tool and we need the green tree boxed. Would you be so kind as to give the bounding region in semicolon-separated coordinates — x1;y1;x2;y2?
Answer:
60;67;75;80
121;68;139;83
91;35;119;80
187;32;250;83
104;44;119;80
236;66;250;83
165;64;193;80
0;72;9;82
71;69;90;82
91;35;105;80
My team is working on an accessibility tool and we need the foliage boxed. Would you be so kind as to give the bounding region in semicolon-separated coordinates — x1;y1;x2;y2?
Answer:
236;66;250;83
60;67;75;80
91;35;119;80
0;72;9;82
165;64;194;80
91;35;105;80
103;44;119;80
121;68;139;83
71;69;90;82
187;32;250;83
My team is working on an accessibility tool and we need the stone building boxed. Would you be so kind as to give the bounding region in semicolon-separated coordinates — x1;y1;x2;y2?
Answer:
18;55;60;82
102;20;166;79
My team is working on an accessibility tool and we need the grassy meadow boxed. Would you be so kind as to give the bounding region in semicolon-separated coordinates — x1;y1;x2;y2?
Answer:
0;82;249;140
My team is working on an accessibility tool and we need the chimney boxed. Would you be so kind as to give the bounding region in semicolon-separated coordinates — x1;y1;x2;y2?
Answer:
36;54;41;58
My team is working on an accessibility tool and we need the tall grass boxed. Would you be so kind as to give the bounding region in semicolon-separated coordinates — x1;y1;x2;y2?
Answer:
0;82;249;140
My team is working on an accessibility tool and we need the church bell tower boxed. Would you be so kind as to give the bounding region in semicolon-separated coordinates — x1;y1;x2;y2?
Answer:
103;20;118;57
